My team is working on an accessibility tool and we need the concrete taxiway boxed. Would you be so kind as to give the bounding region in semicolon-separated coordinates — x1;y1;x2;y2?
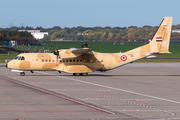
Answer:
0;63;180;120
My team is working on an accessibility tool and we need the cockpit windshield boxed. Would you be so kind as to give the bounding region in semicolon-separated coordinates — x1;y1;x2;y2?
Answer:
21;56;25;60
14;56;25;60
18;56;22;60
14;56;19;60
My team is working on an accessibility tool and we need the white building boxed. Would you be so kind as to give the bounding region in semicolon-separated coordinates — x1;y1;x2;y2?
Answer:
18;30;48;40
172;29;180;33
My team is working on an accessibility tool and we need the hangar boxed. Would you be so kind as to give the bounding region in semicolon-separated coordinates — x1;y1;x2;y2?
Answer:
18;30;48;40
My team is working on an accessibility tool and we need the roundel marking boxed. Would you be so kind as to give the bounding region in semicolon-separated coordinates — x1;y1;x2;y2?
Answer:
121;55;127;61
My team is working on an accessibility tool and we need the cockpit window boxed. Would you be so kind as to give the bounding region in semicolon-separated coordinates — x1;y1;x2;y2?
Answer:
21;56;25;60
18;56;22;60
14;56;19;60
14;56;25;60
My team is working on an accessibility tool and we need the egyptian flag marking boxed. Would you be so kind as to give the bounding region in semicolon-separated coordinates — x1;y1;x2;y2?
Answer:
156;37;162;42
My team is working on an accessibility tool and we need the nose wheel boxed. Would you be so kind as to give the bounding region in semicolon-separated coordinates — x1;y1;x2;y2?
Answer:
20;72;25;76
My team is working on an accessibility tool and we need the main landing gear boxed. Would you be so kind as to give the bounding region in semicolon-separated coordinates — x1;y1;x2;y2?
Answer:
20;71;34;76
73;73;88;76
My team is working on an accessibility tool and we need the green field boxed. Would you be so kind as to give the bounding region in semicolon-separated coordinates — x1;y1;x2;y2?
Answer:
42;41;180;58
0;41;180;63
0;46;33;60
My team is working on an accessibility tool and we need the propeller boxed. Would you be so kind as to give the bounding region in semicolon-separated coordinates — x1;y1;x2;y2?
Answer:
53;45;59;55
53;45;59;66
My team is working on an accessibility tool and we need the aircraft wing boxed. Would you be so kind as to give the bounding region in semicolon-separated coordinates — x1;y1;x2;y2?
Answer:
72;48;93;54
59;48;93;59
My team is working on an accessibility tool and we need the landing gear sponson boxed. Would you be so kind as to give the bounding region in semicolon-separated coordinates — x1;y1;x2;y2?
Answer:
73;73;88;76
19;71;88;76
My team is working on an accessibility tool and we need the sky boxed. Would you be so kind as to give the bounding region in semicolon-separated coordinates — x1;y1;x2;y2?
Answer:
0;0;179;28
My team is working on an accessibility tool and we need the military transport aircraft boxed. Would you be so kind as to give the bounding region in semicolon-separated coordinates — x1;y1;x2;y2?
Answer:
6;17;173;76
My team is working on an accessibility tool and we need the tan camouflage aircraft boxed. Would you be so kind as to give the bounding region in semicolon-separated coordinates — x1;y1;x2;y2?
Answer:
7;17;173;76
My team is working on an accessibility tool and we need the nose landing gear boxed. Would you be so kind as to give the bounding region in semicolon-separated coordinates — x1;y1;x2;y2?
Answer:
20;72;25;76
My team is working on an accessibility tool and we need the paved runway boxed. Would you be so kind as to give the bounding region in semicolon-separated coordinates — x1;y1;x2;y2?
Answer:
0;63;180;120
0;76;134;120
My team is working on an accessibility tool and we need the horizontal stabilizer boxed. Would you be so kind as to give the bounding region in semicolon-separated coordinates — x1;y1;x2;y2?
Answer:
146;55;157;58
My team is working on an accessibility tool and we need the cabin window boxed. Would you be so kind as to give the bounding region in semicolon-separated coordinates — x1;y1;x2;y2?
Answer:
70;60;72;62
59;60;61;62
101;60;103;62
84;60;86;62
21;56;25;60
42;59;44;62
49;59;51;62
87;60;89;62
46;59;48;62
98;60;100;62
94;60;96;62
66;60;68;62
77;60;79;62
80;60;82;62
91;60;93;62
73;60;75;62
36;59;38;61
52;60;54;62
63;60;65;62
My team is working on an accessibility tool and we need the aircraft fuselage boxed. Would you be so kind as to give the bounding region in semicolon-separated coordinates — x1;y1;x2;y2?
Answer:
6;17;173;76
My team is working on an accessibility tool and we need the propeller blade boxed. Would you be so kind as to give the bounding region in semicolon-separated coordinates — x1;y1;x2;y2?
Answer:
56;55;58;66
56;44;59;55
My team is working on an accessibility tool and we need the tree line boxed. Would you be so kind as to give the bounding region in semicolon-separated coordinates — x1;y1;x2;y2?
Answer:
1;24;180;42
0;30;38;44
43;25;180;41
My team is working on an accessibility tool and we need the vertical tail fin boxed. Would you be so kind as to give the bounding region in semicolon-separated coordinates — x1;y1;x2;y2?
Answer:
126;17;173;54
149;17;173;53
